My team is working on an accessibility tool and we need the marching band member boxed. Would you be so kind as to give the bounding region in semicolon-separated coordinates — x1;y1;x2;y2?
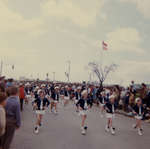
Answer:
50;87;59;114
76;90;91;135
105;95;117;135
63;86;70;107
33;90;50;134
132;97;144;136
75;86;82;112
99;91;107;118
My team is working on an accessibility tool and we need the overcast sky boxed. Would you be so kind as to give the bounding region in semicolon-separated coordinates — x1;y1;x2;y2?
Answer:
0;0;150;85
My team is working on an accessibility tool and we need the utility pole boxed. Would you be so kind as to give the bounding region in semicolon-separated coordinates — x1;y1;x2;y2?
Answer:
46;73;49;81
67;60;71;82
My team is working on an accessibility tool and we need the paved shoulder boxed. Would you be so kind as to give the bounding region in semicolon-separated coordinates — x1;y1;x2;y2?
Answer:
11;103;150;149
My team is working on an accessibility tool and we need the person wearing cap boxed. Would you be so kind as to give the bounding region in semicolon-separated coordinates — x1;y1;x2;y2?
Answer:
33;90;50;134
41;84;45;88
25;83;31;94
63;86;70;107
75;87;81;101
34;86;39;100
105;94;117;135
132;97;144;136
50;87;59;114
99;91;107;118
30;91;36;106
24;82;31;105
76;90;91;135
75;87;82;112
59;87;65;101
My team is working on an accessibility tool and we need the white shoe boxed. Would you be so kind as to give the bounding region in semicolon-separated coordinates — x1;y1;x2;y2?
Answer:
34;126;39;134
54;111;58;114
50;110;53;114
110;127;115;135
138;129;143;136
81;129;86;135
105;125;110;132
81;127;86;135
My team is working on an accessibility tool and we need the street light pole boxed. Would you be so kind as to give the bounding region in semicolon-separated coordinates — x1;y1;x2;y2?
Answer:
46;73;49;81
67;60;71;82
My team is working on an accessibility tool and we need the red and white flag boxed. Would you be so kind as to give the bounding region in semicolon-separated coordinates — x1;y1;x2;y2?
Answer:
102;41;108;50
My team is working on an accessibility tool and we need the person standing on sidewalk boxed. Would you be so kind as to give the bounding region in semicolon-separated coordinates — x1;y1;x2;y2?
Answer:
0;93;7;149
19;84;25;112
1;86;21;149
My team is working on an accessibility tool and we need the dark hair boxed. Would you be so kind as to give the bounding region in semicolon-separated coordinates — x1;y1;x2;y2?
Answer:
0;82;5;92
6;86;18;96
8;78;13;82
141;83;146;88
0;92;7;103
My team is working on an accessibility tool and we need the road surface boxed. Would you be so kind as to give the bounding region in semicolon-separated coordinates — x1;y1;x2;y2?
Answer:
11;102;150;149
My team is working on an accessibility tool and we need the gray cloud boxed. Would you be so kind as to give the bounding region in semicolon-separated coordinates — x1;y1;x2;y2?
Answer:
0;0;150;85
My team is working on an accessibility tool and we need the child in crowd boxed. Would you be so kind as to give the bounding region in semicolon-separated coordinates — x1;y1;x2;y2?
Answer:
105;95;117;135
33;90;50;134
132;97;144;136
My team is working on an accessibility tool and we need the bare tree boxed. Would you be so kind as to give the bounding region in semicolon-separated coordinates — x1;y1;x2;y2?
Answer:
88;61;117;91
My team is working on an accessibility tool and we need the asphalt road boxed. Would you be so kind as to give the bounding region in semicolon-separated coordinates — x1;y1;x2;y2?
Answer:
11;101;150;149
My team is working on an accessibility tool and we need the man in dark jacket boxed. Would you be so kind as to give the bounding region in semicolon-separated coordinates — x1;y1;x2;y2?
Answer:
1;86;21;149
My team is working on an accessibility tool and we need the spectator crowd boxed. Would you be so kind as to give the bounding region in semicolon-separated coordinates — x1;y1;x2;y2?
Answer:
0;76;150;148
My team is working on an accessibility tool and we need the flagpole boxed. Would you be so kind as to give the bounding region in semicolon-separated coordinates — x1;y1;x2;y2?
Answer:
66;60;71;82
100;43;104;67
12;65;15;79
101;41;108;67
